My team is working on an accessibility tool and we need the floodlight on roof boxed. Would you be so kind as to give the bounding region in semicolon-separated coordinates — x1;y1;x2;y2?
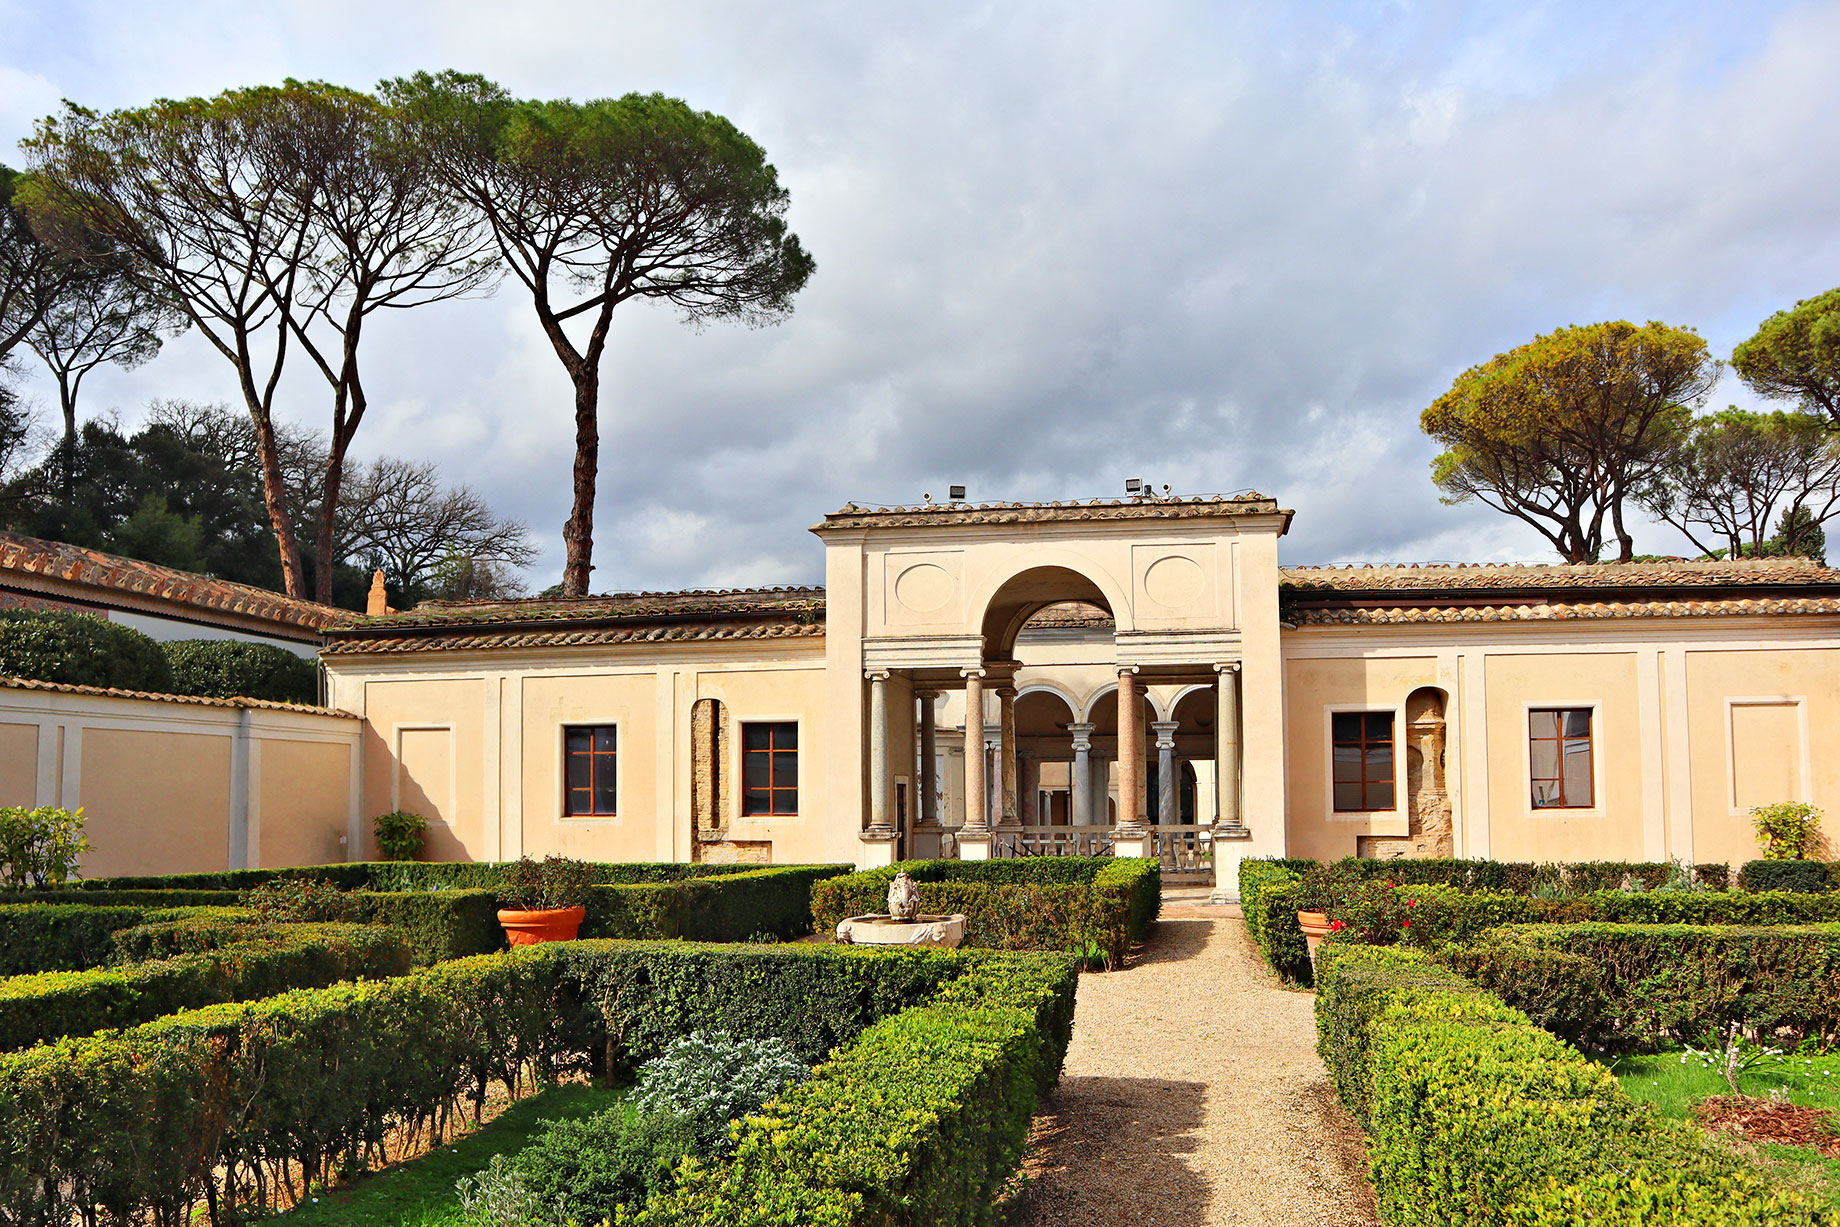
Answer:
948;484;967;502
1125;477;1143;495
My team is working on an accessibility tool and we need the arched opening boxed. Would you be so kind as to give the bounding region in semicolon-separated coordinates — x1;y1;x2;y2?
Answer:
1015;689;1076;825
980;566;1114;663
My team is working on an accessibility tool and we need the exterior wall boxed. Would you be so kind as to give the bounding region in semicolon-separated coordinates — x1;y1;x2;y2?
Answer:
1282;619;1840;869
0;687;359;877
326;640;831;867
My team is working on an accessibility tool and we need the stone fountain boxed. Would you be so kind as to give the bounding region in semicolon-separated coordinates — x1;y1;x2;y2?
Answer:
835;869;967;947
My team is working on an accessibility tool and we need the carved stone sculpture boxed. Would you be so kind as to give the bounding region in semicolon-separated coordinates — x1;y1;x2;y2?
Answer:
887;870;921;922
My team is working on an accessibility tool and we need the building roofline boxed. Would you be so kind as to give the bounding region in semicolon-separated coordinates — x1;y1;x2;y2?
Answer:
0;675;354;716
812;494;1293;534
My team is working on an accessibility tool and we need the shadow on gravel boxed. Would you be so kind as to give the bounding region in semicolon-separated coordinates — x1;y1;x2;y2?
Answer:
1127;917;1212;967
1008;1076;1209;1227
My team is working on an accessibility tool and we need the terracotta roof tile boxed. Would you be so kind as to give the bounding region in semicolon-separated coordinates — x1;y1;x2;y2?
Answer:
1281;558;1840;593
0;532;346;633
816;493;1289;531
336;586;825;632
1292;597;1840;625
0;675;352;715
322;617;825;656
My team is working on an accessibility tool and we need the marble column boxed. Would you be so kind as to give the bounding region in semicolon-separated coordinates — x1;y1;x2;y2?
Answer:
916;690;939;828
1115;669;1143;832
1152;720;1180;826
998;686;1018;824
1069;722;1095;825
962;670;987;832
1215;663;1245;834
867;672;891;833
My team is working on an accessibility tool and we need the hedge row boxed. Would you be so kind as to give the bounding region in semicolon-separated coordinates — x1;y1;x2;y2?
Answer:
809;857;1161;968
0;939;1062;1225
0;922;411;1050
644;951;1080;1225
0;903;250;975
583;865;851;944
1738;860;1840;894
1448;922;1840;1052
68;860;799;892
1315;943;1836;1225
1261;856;1730;894
1240;860;1311;982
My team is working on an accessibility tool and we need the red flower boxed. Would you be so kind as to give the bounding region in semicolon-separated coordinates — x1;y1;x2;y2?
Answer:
1407;899;1417;908
1329;918;1345;931
1401;918;1411;929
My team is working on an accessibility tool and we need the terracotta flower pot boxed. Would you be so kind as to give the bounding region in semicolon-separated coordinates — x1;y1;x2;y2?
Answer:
1297;910;1334;967
497;905;586;946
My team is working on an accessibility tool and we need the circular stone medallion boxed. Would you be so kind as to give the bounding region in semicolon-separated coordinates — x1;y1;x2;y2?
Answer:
894;563;954;613
1143;555;1205;607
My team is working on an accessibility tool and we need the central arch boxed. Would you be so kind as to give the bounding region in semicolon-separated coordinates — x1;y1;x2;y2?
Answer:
977;563;1123;662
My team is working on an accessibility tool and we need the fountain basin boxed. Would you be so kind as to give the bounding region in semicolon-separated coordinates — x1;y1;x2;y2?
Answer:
835;913;967;948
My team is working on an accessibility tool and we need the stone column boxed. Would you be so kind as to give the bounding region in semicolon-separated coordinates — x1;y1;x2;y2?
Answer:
913;690;941;859
860;671;897;867
960;669;991;859
1114;668;1152;858
1214;663;1246;835
998;686;1019;824
1069;722;1095;825
1152;720;1180;826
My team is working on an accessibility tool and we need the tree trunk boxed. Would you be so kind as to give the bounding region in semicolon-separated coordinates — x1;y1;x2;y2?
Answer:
562;367;600;597
57;371;75;533
233;345;307;598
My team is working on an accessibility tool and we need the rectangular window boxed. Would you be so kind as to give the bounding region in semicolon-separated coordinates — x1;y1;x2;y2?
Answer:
1530;708;1593;809
742;722;799;816
1331;711;1395;812
564;725;618;817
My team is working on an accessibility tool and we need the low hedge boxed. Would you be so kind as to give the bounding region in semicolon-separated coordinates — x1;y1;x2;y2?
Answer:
644;950;1080;1226
68;860;807;892
0;923;411;1050
1448;922;1840;1051
0;903;249;975
1738;860;1840;894
808;857;1160;968
1239;859;1310;983
1255;856;1730;894
583;865;851;944
0;939;1067;1225
1316;943;1836;1225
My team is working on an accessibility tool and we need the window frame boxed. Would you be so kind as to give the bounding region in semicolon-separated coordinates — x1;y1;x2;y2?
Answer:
738;718;802;819
560;722;620;820
1321;703;1405;821
1521;701;1603;816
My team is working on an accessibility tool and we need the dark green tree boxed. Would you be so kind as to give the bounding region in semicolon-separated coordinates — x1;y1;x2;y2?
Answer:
385;73;815;595
1640;408;1840;561
1733;287;1840;427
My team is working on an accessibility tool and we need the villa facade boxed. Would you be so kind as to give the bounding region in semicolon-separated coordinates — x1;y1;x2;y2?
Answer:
314;495;1840;895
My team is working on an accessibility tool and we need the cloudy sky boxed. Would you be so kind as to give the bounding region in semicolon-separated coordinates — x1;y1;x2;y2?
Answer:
4;0;1840;592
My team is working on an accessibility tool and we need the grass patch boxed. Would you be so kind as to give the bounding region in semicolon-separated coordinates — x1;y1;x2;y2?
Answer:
1612;1050;1840;1204
270;1083;628;1227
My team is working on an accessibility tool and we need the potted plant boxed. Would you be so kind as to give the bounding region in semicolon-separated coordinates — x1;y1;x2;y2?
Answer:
496;855;597;945
1294;859;1362;965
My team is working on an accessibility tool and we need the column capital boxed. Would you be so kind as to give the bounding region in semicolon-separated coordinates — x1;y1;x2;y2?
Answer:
1214;661;1242;675
1116;663;1141;678
1066;720;1095;752
1150;719;1181;748
865;669;892;682
914;688;940;701
960;666;987;680
995;684;1019;699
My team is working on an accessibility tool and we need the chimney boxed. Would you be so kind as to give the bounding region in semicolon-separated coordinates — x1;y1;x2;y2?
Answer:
366;569;390;616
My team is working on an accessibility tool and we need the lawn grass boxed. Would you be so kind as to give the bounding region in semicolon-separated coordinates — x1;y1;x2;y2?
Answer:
269;1083;627;1227
1612;1049;1840;1204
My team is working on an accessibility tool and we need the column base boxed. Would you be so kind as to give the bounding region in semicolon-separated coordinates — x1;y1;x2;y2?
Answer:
1111;825;1154;860
910;823;945;861
958;828;993;861
858;827;899;869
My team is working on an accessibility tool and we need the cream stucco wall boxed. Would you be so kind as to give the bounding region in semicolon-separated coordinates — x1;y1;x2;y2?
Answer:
0;686;359;877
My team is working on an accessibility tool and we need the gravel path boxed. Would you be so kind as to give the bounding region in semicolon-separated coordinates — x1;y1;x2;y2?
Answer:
1013;902;1379;1227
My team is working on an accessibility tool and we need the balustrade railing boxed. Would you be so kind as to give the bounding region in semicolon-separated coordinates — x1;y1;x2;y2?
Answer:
986;822;1215;880
1151;825;1214;878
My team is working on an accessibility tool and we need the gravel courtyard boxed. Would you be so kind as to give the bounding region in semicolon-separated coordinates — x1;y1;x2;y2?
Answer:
1014;900;1379;1227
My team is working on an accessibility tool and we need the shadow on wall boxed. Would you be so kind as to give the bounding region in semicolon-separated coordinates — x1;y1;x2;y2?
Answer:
1013;1075;1209;1227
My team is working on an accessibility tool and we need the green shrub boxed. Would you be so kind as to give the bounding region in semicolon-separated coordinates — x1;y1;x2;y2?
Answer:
1239;860;1309;983
1739;859;1838;893
0;922;411;1049
585;866;851;944
0;903;245;974
1753;800;1825;861
809;857;1158;968
67;860;821;893
1450;923;1840;1052
108;913;277;962
0;609;172;692
499;856;600;911
1315;944;1836;1224
0;806;87;887
239;875;357;922
515;1104;698;1224
372;810;426;862
161;638;317;704
632;1031;809;1155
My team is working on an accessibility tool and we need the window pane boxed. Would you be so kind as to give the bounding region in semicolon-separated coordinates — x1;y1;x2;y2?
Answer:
1532;779;1562;808
1332;746;1363;784
593;726;617;752
1529;739;1559;784
744;724;771;750
1562;709;1591;738
1563;739;1593;806
566;727;591;755
743;788;770;816
776;723;797;750
594;778;618;816
772;752;798;788
777;787;798;815
566;753;590;790
566;787;590;815
1529;710;1558;739
744;752;769;788
1368;782;1394;811
1333;781;1365;811
1332;713;1362;742
1365;743;1393;782
1364;712;1393;741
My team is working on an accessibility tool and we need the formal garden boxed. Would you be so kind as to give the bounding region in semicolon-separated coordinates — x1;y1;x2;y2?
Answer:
1238;803;1840;1223
0;802;1165;1225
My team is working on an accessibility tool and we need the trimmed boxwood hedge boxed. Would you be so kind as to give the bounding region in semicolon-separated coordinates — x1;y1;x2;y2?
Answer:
1240;859;1310;983
1315;943;1837;1224
809;857;1160;968
0;609;172;693
0;903;250;975
0;939;1075;1226
65;860;800;892
582;865;851;944
1252;856;1730;894
161;638;317;704
1447;922;1840;1051
1738;860;1840;894
0;922;411;1050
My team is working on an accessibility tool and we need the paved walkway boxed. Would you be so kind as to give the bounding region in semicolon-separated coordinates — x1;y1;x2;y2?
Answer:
1014;902;1379;1227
